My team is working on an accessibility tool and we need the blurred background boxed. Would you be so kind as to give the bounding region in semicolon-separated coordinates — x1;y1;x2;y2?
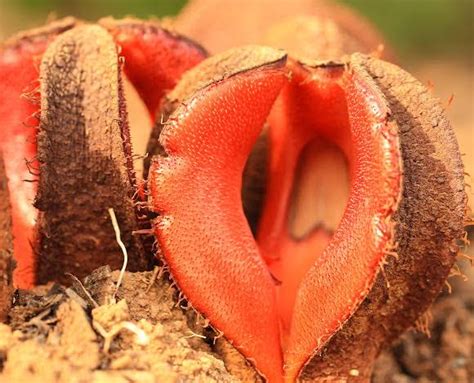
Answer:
0;0;472;222
0;0;472;59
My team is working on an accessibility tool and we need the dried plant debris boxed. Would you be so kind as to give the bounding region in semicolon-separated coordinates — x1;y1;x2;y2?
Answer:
0;268;471;382
373;291;474;383
0;269;236;383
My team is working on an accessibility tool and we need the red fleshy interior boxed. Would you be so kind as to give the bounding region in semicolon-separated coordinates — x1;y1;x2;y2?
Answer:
0;39;49;288
151;59;401;382
150;68;287;382
259;65;352;346
108;23;206;118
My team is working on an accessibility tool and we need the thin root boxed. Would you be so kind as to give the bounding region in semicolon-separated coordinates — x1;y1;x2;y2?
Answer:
66;272;99;308
92;320;149;353
109;208;128;303
183;330;206;340
145;265;162;293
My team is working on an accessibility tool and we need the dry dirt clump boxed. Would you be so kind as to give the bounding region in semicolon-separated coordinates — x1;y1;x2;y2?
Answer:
0;267;236;383
0;265;472;382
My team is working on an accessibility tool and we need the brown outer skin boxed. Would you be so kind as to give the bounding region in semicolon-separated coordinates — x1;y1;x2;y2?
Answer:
35;25;150;285
166;45;287;101
0;158;13;322
299;54;466;381
1;18;80;288
174;0;395;61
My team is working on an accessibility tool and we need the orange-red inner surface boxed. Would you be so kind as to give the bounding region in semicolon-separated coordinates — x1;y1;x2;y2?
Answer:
109;25;206;118
150;69;287;383
258;66;352;346
2;31;398;382
151;59;400;383
0;40;48;288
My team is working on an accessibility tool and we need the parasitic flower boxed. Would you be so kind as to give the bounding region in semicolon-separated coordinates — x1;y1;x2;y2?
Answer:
0;9;467;383
0;18;205;288
148;47;466;382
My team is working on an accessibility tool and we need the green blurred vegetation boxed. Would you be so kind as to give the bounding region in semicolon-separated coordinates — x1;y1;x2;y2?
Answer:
6;0;186;18
344;0;472;59
1;0;472;61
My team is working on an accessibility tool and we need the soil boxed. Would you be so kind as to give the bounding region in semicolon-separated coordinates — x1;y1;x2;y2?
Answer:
0;257;472;382
372;274;474;383
0;267;236;383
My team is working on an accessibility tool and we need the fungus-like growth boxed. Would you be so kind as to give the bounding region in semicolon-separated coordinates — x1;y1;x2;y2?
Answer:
0;12;466;383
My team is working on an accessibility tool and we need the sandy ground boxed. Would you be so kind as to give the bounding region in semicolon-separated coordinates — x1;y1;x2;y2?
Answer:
0;262;472;382
0;268;237;383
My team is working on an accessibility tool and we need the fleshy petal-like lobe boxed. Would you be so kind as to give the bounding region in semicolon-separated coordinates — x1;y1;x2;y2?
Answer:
300;54;466;382
149;47;288;382
35;24;149;284
278;60;402;381
101;17;206;117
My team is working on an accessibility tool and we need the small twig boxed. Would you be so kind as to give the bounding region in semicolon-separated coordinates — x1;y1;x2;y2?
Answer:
145;265;162;293
20;308;56;333
183;330;206;340
92;320;149;353
213;328;224;345
444;279;453;294
66;272;99;308
109;208;128;303
64;287;89;309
